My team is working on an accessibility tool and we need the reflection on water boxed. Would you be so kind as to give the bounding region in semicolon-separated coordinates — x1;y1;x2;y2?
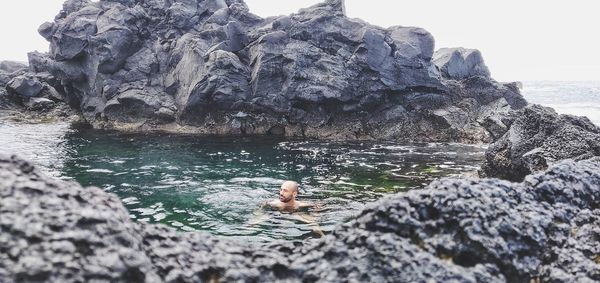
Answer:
0;121;485;242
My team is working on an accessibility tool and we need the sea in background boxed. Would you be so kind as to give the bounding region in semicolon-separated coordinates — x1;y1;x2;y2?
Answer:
521;81;600;125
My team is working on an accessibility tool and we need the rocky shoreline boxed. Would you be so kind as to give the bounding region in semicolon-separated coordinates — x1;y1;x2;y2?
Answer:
0;0;527;142
1;0;600;282
480;104;600;181
1;153;599;282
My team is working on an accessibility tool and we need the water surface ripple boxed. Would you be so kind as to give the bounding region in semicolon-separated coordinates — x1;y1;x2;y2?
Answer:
0;121;485;242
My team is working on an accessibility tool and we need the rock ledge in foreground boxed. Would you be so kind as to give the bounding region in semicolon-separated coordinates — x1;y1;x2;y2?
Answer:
1;153;599;282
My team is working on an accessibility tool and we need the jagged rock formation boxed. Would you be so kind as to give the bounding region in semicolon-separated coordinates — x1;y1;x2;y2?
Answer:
434;47;490;80
1;153;599;282
0;60;77;118
481;104;600;181
19;0;526;141
0;61;27;110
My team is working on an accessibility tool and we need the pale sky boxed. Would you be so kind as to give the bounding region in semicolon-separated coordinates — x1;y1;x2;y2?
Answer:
1;0;599;81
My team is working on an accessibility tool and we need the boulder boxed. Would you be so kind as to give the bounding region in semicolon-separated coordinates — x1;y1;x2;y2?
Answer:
37;22;56;41
0;154;160;282
50;5;101;61
433;47;491;80
6;75;43;97
1;154;599;282
388;26;435;64
24;97;56;111
480;104;600;181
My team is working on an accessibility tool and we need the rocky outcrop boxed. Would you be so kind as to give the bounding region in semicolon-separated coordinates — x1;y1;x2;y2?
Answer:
2;153;599;282
6;76;44;98
0;59;77;118
434;48;491;80
23;0;526;141
481;104;600;181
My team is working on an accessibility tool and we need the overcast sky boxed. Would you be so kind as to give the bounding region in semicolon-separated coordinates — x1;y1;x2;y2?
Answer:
0;0;598;81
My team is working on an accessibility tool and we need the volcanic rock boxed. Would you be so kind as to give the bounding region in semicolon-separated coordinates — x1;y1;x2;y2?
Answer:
1;153;599;282
6;76;43;98
433;47;491;80
25;0;526;142
24;97;56;111
481;104;600;181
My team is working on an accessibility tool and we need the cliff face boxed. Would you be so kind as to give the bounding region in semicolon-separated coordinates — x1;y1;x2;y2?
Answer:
19;0;525;141
2;154;599;282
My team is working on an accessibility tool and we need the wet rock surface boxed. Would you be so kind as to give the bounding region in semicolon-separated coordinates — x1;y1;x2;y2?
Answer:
481;104;600;181
16;0;526;141
1;153;599;282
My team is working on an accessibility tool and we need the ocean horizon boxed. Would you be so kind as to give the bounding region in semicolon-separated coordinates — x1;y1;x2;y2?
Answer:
521;80;600;125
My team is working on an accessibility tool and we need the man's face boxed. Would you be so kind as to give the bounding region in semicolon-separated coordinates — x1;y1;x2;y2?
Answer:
279;183;297;203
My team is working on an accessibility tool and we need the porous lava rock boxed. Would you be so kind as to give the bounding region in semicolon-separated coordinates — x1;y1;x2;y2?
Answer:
481;104;600;181
1;153;599;282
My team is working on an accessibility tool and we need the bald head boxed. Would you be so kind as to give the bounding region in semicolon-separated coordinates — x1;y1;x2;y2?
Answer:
279;181;299;203
281;181;299;193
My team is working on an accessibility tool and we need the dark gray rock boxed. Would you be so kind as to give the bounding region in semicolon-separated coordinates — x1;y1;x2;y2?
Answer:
27;0;525;141
24;97;55;111
1;153;599;282
0;61;78;117
0;154;161;282
434;47;491;80
0;89;13;110
37;22;56;41
51;5;101;61
481;104;600;181
103;87;176;124
6;76;43;98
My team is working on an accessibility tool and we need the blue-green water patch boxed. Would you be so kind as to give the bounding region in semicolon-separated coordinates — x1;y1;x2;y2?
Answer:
0;121;485;242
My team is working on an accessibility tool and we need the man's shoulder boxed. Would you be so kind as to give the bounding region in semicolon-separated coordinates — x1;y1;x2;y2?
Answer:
296;201;313;208
267;200;282;208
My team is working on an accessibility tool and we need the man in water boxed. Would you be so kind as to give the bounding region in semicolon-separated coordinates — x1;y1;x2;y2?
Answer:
248;181;324;237
267;181;313;210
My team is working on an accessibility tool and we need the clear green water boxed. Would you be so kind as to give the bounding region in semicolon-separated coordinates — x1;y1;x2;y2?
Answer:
0;121;485;242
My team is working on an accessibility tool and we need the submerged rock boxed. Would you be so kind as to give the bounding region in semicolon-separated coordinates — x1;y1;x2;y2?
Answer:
23;0;526;141
481;104;600;181
1;153;599;282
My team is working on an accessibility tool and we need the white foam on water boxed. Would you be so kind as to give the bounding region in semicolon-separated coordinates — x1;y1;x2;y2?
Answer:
229;176;284;184
85;168;114;173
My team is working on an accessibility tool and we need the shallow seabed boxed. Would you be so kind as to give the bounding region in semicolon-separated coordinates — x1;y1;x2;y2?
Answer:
0;121;485;242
